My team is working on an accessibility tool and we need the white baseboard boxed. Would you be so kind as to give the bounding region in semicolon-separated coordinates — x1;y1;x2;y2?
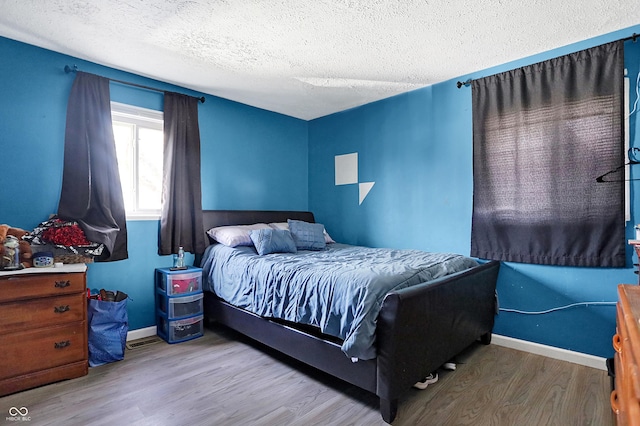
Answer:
124;328;608;371
127;326;157;342
491;334;608;371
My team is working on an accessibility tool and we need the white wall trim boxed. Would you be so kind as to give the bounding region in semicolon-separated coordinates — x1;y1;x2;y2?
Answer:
124;328;609;371
492;334;608;371
127;326;157;342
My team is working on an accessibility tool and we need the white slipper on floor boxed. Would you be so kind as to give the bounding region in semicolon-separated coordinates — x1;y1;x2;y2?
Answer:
443;362;456;371
413;372;438;390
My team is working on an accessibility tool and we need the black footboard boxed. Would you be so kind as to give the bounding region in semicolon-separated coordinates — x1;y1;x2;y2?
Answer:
375;260;500;422
203;260;499;424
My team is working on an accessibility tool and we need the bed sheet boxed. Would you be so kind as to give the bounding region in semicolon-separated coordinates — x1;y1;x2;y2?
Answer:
201;243;478;360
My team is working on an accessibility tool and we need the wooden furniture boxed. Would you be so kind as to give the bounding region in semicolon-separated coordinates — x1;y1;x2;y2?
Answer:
612;284;640;425
0;265;88;396
198;210;500;423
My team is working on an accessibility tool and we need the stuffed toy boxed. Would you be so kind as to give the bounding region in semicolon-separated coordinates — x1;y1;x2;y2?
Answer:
0;224;7;242
0;225;33;268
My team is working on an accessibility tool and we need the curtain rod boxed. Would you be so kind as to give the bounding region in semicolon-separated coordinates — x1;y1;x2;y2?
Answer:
455;32;638;89
64;65;205;103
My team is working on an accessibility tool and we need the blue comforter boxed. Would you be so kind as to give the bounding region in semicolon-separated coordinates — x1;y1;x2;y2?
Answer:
201;243;478;360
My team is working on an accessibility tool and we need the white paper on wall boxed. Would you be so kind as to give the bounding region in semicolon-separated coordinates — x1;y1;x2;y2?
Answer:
359;182;375;205
335;153;358;185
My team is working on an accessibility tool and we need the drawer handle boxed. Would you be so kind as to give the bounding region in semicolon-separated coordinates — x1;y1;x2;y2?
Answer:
54;340;71;349
610;390;619;414
613;334;622;353
54;305;70;313
55;280;71;288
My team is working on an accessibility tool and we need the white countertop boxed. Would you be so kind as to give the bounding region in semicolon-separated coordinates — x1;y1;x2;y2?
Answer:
0;263;87;277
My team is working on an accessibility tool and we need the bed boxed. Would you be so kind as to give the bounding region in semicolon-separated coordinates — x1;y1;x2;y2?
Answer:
198;210;500;423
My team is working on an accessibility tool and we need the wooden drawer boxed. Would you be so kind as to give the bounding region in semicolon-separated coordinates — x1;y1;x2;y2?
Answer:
0;292;85;334
0;321;87;380
613;352;624;423
613;285;640;426
0;272;85;302
0;361;88;397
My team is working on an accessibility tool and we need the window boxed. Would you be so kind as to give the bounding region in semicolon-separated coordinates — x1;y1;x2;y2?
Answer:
111;102;164;219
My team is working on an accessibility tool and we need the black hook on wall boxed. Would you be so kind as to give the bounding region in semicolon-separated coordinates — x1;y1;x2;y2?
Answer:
456;79;472;89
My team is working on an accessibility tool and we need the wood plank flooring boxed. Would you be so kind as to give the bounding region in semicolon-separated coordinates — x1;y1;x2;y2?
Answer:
0;325;614;425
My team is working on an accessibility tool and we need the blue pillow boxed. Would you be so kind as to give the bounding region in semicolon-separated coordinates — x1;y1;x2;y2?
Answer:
288;219;326;250
249;228;297;255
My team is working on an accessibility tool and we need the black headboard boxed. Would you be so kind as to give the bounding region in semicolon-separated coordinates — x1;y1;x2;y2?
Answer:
196;209;315;268
202;210;315;236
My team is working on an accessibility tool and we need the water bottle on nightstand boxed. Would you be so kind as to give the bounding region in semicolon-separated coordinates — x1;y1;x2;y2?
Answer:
176;246;185;268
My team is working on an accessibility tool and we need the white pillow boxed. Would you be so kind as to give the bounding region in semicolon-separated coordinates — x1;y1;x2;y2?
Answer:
207;223;271;247
267;222;288;231
268;222;335;244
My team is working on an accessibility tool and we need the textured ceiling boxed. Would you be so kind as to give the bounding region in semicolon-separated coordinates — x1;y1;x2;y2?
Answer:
0;1;639;120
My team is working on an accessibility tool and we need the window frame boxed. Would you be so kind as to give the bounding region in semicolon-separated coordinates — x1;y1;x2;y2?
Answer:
111;101;164;221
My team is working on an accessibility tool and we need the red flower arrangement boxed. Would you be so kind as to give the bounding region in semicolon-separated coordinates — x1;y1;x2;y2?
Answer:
41;219;91;246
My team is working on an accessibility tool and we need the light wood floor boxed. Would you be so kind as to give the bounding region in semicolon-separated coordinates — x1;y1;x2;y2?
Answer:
0;326;614;426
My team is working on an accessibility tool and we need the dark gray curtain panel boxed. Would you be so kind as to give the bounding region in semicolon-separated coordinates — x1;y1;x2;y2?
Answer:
158;92;205;255
58;71;128;261
471;41;625;267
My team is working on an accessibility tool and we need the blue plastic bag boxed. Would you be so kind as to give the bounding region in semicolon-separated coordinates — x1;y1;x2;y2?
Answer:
87;297;128;367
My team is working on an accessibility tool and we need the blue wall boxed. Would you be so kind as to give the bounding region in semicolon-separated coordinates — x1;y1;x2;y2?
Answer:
3;24;640;358
309;26;640;358
0;36;308;330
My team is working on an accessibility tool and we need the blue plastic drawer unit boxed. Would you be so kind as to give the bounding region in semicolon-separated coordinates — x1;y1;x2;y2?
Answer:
155;266;204;343
157;292;204;319
155;267;202;296
157;313;204;344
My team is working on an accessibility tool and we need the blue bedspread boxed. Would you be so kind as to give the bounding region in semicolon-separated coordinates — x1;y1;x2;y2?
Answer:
201;243;478;360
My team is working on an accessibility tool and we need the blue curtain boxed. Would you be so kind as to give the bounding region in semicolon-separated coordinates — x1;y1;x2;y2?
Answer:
58;72;128;261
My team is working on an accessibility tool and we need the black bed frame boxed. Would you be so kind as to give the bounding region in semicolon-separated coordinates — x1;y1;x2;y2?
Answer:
199;210;500;423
